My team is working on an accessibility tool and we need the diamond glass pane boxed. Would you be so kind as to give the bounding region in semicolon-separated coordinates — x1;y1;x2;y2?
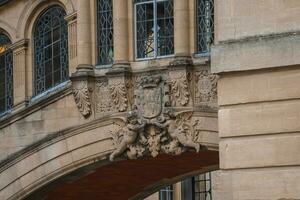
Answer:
135;0;173;59
0;33;12;114
196;0;214;54
34;6;68;95
97;0;113;65
193;173;212;200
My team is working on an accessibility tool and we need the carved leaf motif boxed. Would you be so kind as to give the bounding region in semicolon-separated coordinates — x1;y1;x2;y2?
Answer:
72;81;91;118
170;77;190;106
109;85;128;112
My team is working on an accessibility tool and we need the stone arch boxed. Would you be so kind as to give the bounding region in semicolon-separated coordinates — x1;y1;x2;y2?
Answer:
16;0;75;39
0;21;16;42
0;116;219;200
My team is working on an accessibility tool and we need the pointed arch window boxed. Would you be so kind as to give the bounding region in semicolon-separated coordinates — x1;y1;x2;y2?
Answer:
97;0;114;65
134;0;174;59
196;0;214;54
34;6;69;95
0;33;13;114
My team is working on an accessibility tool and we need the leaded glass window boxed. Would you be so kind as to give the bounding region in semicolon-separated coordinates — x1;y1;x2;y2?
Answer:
97;0;113;65
192;173;212;200
0;33;13;114
159;185;173;200
34;6;68;95
134;0;174;59
196;0;214;54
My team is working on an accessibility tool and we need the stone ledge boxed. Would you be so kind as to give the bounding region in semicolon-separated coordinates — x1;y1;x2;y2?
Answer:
212;32;300;73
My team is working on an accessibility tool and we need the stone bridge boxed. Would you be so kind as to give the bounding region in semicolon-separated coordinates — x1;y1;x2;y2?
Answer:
0;60;219;199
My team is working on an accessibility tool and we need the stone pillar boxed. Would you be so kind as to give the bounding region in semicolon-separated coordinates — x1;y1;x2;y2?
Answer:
11;39;28;111
76;0;93;70
65;12;78;76
174;0;190;58
112;0;129;68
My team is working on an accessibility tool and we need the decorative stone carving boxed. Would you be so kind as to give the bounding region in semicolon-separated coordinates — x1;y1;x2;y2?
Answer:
109;75;200;161
72;81;92;118
109;110;201;161
169;71;190;106
109;78;128;112
95;78;114;113
195;70;218;104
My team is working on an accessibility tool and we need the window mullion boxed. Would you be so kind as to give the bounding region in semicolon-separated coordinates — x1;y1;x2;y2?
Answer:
153;0;158;58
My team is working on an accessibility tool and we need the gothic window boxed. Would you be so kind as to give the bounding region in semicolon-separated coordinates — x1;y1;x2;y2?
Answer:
159;185;173;200
34;6;69;95
97;0;113;65
134;0;174;59
192;173;212;200
196;0;214;54
0;33;13;114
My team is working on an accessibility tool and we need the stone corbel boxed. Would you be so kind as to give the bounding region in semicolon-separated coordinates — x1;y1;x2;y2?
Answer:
70;68;94;118
106;67;130;112
168;56;193;107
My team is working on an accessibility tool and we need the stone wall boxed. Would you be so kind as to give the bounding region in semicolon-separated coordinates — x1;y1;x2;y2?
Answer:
213;0;300;199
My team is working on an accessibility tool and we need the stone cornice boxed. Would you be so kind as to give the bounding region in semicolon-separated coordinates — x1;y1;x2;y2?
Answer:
8;38;29;51
64;12;77;23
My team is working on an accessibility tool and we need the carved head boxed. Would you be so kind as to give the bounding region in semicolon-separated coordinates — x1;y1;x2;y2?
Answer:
127;111;138;124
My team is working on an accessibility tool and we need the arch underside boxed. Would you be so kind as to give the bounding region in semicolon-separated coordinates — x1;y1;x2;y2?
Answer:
25;151;219;200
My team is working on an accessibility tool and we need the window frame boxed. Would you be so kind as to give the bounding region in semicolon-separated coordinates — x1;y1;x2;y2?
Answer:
96;0;114;67
33;5;69;96
194;0;214;57
159;185;174;200
0;33;13;115
134;0;174;61
192;172;212;200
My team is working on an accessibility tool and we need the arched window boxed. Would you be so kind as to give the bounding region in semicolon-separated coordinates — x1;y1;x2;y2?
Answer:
34;6;68;95
196;0;214;54
97;0;113;65
0;33;13;114
134;0;174;59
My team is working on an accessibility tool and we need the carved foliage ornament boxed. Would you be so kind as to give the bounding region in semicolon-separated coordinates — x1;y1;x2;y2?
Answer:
169;71;190;106
109;78;128;112
72;81;92;118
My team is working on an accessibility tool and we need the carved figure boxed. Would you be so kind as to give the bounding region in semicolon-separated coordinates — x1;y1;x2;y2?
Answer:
161;111;200;153
109;111;146;161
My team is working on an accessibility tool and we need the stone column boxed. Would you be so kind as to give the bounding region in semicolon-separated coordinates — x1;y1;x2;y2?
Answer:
112;0;129;68
11;39;29;111
65;12;78;76
174;0;190;58
76;0;93;70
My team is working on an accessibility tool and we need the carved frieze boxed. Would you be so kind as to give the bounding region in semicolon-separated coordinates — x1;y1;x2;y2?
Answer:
195;70;218;105
72;81;92;118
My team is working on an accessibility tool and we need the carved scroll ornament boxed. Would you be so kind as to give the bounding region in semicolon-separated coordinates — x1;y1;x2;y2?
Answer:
72;81;92;118
169;71;190;106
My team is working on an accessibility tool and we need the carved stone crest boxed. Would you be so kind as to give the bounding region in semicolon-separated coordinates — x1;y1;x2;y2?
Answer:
109;75;201;161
